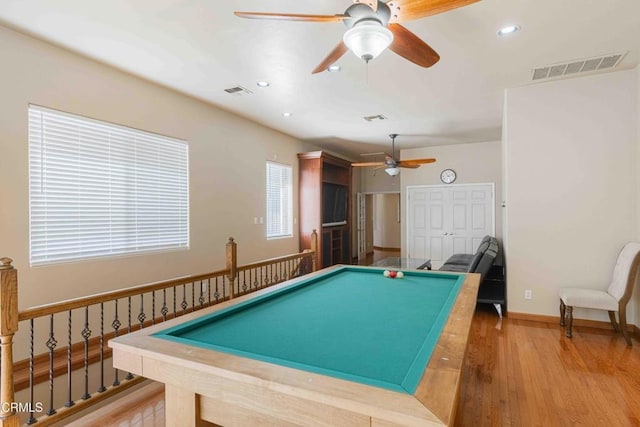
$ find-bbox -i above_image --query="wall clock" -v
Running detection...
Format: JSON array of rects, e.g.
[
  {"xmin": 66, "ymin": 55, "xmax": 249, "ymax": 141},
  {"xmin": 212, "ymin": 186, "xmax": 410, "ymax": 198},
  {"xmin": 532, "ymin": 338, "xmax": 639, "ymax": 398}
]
[{"xmin": 440, "ymin": 169, "xmax": 456, "ymax": 184}]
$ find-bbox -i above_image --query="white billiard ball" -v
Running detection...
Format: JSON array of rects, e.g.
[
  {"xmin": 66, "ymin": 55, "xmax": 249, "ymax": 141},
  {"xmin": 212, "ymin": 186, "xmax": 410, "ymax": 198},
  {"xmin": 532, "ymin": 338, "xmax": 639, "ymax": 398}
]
[
  {"xmin": 396, "ymin": 271, "xmax": 404, "ymax": 279},
  {"xmin": 383, "ymin": 270, "xmax": 390, "ymax": 277}
]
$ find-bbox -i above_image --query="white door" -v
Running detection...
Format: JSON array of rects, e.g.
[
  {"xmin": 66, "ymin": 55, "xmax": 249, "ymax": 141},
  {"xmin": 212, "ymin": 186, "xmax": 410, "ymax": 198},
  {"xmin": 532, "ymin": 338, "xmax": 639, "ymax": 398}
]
[
  {"xmin": 357, "ymin": 192, "xmax": 367, "ymax": 261},
  {"xmin": 407, "ymin": 184, "xmax": 494, "ymax": 266}
]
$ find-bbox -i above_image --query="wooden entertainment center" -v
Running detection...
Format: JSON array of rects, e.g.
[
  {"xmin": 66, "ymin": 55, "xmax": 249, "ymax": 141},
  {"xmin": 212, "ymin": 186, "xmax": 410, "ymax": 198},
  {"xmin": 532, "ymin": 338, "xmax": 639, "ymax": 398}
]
[{"xmin": 298, "ymin": 151, "xmax": 352, "ymax": 268}]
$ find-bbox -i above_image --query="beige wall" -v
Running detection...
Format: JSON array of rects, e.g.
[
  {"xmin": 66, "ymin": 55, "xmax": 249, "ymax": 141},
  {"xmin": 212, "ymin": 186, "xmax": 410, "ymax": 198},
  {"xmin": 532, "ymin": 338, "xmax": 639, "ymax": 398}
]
[
  {"xmin": 399, "ymin": 140, "xmax": 502, "ymax": 257},
  {"xmin": 0, "ymin": 25, "xmax": 317, "ymax": 308},
  {"xmin": 373, "ymin": 193, "xmax": 401, "ymax": 249},
  {"xmin": 360, "ymin": 167, "xmax": 401, "ymax": 193},
  {"xmin": 504, "ymin": 69, "xmax": 637, "ymax": 320}
]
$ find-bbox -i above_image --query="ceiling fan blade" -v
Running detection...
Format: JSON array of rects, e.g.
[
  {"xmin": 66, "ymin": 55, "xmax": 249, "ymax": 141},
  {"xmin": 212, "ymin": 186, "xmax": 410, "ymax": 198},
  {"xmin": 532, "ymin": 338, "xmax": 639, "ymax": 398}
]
[
  {"xmin": 352, "ymin": 162, "xmax": 387, "ymax": 167},
  {"xmin": 398, "ymin": 158, "xmax": 437, "ymax": 167},
  {"xmin": 353, "ymin": 0, "xmax": 378, "ymax": 12},
  {"xmin": 312, "ymin": 41, "xmax": 349, "ymax": 74},
  {"xmin": 234, "ymin": 11, "xmax": 348, "ymax": 22},
  {"xmin": 386, "ymin": 0, "xmax": 480, "ymax": 23},
  {"xmin": 361, "ymin": 152, "xmax": 392, "ymax": 157},
  {"xmin": 388, "ymin": 24, "xmax": 440, "ymax": 68}
]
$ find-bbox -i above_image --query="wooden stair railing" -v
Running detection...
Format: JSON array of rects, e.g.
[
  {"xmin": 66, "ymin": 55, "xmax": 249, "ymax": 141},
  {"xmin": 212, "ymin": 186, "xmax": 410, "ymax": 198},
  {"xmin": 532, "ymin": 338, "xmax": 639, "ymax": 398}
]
[{"xmin": 0, "ymin": 231, "xmax": 317, "ymax": 426}]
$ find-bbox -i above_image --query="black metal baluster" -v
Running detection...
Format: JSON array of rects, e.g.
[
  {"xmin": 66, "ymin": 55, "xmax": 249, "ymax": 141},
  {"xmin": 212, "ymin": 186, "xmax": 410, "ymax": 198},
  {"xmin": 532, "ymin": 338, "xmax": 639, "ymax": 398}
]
[
  {"xmin": 112, "ymin": 300, "xmax": 121, "ymax": 386},
  {"xmin": 138, "ymin": 294, "xmax": 146, "ymax": 330},
  {"xmin": 207, "ymin": 279, "xmax": 211, "ymax": 306},
  {"xmin": 26, "ymin": 319, "xmax": 36, "ymax": 425},
  {"xmin": 81, "ymin": 306, "xmax": 92, "ymax": 399},
  {"xmin": 253, "ymin": 268, "xmax": 258, "ymax": 290},
  {"xmin": 173, "ymin": 286, "xmax": 177, "ymax": 316},
  {"xmin": 98, "ymin": 302, "xmax": 106, "ymax": 393},
  {"xmin": 199, "ymin": 280, "xmax": 205, "ymax": 308},
  {"xmin": 222, "ymin": 276, "xmax": 227, "ymax": 300},
  {"xmin": 181, "ymin": 284, "xmax": 187, "ymax": 315},
  {"xmin": 125, "ymin": 297, "xmax": 133, "ymax": 380},
  {"xmin": 161, "ymin": 289, "xmax": 168, "ymax": 321},
  {"xmin": 65, "ymin": 310, "xmax": 74, "ymax": 407},
  {"xmin": 152, "ymin": 291, "xmax": 156, "ymax": 325},
  {"xmin": 191, "ymin": 282, "xmax": 195, "ymax": 310},
  {"xmin": 214, "ymin": 277, "xmax": 220, "ymax": 303},
  {"xmin": 46, "ymin": 314, "xmax": 57, "ymax": 416},
  {"xmin": 242, "ymin": 271, "xmax": 247, "ymax": 294}
]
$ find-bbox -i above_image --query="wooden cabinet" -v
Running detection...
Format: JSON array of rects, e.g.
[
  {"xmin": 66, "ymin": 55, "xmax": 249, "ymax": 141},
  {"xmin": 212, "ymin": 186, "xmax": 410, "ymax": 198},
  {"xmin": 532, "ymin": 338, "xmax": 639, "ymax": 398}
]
[{"xmin": 298, "ymin": 151, "xmax": 352, "ymax": 268}]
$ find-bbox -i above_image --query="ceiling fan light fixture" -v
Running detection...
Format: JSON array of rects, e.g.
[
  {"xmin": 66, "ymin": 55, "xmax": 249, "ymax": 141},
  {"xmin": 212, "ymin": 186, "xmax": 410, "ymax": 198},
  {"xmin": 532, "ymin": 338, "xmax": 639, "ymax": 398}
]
[
  {"xmin": 343, "ymin": 21, "xmax": 394, "ymax": 62},
  {"xmin": 385, "ymin": 167, "xmax": 400, "ymax": 176}
]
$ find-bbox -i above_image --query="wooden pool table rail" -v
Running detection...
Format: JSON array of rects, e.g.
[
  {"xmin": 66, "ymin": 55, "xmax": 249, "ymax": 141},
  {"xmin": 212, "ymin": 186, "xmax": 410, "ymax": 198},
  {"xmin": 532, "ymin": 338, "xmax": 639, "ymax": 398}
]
[{"xmin": 110, "ymin": 266, "xmax": 480, "ymax": 426}]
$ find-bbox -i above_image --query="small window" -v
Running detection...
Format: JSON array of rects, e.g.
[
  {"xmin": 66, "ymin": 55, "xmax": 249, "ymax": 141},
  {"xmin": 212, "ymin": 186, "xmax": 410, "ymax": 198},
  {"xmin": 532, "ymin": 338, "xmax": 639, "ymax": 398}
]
[
  {"xmin": 28, "ymin": 105, "xmax": 189, "ymax": 266},
  {"xmin": 266, "ymin": 162, "xmax": 293, "ymax": 239}
]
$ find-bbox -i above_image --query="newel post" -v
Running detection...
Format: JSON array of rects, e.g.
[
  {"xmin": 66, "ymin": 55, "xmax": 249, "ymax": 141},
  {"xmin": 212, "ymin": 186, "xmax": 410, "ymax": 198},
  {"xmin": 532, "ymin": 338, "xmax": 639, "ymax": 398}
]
[
  {"xmin": 226, "ymin": 238, "xmax": 237, "ymax": 299},
  {"xmin": 310, "ymin": 229, "xmax": 318, "ymax": 271},
  {"xmin": 0, "ymin": 257, "xmax": 19, "ymax": 427}
]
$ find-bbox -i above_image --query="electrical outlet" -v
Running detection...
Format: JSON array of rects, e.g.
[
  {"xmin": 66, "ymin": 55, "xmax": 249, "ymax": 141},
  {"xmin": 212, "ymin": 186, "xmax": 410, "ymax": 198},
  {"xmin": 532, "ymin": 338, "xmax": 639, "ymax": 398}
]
[{"xmin": 524, "ymin": 289, "xmax": 532, "ymax": 300}]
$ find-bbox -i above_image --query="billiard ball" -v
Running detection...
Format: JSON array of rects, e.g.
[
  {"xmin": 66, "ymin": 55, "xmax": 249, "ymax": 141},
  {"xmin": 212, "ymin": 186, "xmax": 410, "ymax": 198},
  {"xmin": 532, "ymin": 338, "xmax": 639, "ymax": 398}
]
[
  {"xmin": 396, "ymin": 271, "xmax": 404, "ymax": 279},
  {"xmin": 383, "ymin": 270, "xmax": 390, "ymax": 277},
  {"xmin": 389, "ymin": 271, "xmax": 397, "ymax": 278}
]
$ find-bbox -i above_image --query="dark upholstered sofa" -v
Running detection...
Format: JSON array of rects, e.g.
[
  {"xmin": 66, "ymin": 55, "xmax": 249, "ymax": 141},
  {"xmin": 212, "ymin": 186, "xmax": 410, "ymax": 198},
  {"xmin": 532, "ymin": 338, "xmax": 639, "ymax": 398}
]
[{"xmin": 438, "ymin": 235, "xmax": 499, "ymax": 281}]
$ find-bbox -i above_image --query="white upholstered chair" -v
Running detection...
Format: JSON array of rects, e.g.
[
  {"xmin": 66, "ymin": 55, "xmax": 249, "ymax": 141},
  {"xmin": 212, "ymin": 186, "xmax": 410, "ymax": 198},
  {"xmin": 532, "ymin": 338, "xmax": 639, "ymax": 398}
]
[{"xmin": 559, "ymin": 242, "xmax": 640, "ymax": 346}]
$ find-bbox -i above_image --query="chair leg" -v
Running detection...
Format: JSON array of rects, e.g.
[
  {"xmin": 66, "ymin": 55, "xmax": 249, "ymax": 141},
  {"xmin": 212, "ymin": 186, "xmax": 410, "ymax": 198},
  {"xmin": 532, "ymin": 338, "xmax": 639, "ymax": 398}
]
[
  {"xmin": 565, "ymin": 306, "xmax": 573, "ymax": 338},
  {"xmin": 608, "ymin": 311, "xmax": 620, "ymax": 332},
  {"xmin": 618, "ymin": 305, "xmax": 632, "ymax": 346},
  {"xmin": 559, "ymin": 300, "xmax": 566, "ymax": 326}
]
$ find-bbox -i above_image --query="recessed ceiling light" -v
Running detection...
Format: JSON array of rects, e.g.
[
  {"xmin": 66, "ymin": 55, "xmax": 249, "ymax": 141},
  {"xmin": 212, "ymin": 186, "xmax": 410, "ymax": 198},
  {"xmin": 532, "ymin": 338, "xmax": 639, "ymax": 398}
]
[
  {"xmin": 256, "ymin": 81, "xmax": 270, "ymax": 88},
  {"xmin": 282, "ymin": 112, "xmax": 292, "ymax": 117},
  {"xmin": 327, "ymin": 65, "xmax": 341, "ymax": 72},
  {"xmin": 497, "ymin": 25, "xmax": 520, "ymax": 36}
]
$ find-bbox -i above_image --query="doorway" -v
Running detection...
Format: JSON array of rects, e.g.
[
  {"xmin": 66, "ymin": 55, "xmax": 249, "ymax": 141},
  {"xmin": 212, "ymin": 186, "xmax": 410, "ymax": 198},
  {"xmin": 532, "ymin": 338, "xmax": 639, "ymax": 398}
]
[{"xmin": 357, "ymin": 192, "xmax": 401, "ymax": 265}]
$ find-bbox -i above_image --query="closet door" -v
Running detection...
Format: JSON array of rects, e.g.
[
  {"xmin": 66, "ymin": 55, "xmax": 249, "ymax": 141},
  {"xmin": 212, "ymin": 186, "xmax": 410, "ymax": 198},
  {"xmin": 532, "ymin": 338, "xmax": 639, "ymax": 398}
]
[{"xmin": 407, "ymin": 184, "xmax": 494, "ymax": 266}]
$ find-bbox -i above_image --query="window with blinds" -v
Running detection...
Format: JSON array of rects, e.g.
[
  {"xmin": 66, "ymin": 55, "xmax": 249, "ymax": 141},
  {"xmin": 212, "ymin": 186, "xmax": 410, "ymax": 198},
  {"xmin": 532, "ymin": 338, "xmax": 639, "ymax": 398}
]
[
  {"xmin": 28, "ymin": 105, "xmax": 189, "ymax": 266},
  {"xmin": 266, "ymin": 162, "xmax": 293, "ymax": 239}
]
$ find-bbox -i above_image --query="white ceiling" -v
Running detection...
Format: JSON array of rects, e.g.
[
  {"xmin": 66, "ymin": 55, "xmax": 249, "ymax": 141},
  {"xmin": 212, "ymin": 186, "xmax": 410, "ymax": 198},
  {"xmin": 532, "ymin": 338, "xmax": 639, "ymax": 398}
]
[{"xmin": 1, "ymin": 0, "xmax": 639, "ymax": 158}]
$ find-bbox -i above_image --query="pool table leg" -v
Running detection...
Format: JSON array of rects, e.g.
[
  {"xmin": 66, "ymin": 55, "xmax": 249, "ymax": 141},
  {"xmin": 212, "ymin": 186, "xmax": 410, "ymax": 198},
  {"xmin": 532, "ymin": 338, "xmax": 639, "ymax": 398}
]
[{"xmin": 165, "ymin": 383, "xmax": 216, "ymax": 427}]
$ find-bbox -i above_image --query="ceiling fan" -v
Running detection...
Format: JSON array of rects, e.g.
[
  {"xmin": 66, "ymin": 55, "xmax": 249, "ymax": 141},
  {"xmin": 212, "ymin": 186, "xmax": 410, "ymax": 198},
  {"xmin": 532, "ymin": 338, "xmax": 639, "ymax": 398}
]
[
  {"xmin": 234, "ymin": 0, "xmax": 480, "ymax": 73},
  {"xmin": 352, "ymin": 134, "xmax": 436, "ymax": 176}
]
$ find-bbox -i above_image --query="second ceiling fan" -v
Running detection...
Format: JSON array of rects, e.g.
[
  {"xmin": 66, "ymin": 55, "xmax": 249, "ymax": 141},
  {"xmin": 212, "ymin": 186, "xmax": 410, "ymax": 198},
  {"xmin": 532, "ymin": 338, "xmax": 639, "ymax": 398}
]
[
  {"xmin": 235, "ymin": 0, "xmax": 480, "ymax": 73},
  {"xmin": 352, "ymin": 134, "xmax": 436, "ymax": 176}
]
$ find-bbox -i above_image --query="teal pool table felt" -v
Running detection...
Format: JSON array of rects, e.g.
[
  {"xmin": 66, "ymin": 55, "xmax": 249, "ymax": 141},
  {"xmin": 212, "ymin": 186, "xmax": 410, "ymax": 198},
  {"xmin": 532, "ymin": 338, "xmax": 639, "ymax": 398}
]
[{"xmin": 154, "ymin": 266, "xmax": 465, "ymax": 394}]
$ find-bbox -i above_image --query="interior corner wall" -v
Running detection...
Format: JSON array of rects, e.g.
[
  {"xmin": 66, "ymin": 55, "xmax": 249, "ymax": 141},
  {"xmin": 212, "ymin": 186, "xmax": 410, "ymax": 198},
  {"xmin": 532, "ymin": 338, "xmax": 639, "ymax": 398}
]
[
  {"xmin": 399, "ymin": 140, "xmax": 502, "ymax": 257},
  {"xmin": 0, "ymin": 24, "xmax": 317, "ymax": 308},
  {"xmin": 504, "ymin": 69, "xmax": 637, "ymax": 320},
  {"xmin": 635, "ymin": 66, "xmax": 640, "ymax": 328}
]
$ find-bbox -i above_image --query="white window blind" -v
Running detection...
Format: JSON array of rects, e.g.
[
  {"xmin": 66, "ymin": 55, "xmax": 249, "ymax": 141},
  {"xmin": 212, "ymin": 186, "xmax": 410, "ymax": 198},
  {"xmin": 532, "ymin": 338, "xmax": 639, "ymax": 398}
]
[
  {"xmin": 266, "ymin": 162, "xmax": 292, "ymax": 239},
  {"xmin": 28, "ymin": 105, "xmax": 189, "ymax": 266}
]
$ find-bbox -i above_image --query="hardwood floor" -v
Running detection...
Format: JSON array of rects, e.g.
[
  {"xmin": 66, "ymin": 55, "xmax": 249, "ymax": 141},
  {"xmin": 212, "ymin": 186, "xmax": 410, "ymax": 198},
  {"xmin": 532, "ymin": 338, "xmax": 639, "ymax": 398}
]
[
  {"xmin": 457, "ymin": 305, "xmax": 640, "ymax": 426},
  {"xmin": 69, "ymin": 303, "xmax": 640, "ymax": 426}
]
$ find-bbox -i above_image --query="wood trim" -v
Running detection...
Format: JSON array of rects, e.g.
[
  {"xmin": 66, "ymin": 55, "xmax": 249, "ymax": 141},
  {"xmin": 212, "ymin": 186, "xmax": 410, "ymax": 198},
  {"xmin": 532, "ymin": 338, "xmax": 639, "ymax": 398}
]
[
  {"xmin": 508, "ymin": 311, "xmax": 637, "ymax": 332},
  {"xmin": 236, "ymin": 251, "xmax": 314, "ymax": 271},
  {"xmin": 372, "ymin": 246, "xmax": 401, "ymax": 252},
  {"xmin": 18, "ymin": 269, "xmax": 230, "ymax": 321}
]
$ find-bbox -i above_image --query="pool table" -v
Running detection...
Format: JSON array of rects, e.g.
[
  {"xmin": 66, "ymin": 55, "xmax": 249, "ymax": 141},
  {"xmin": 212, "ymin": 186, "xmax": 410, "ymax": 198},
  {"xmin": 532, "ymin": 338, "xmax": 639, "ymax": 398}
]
[{"xmin": 110, "ymin": 265, "xmax": 479, "ymax": 426}]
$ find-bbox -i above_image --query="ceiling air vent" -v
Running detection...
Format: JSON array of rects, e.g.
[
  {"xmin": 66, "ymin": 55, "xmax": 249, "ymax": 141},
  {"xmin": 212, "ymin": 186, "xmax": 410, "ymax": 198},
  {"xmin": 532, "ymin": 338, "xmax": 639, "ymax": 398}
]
[
  {"xmin": 531, "ymin": 53, "xmax": 626, "ymax": 81},
  {"xmin": 363, "ymin": 114, "xmax": 387, "ymax": 122},
  {"xmin": 224, "ymin": 86, "xmax": 253, "ymax": 96}
]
